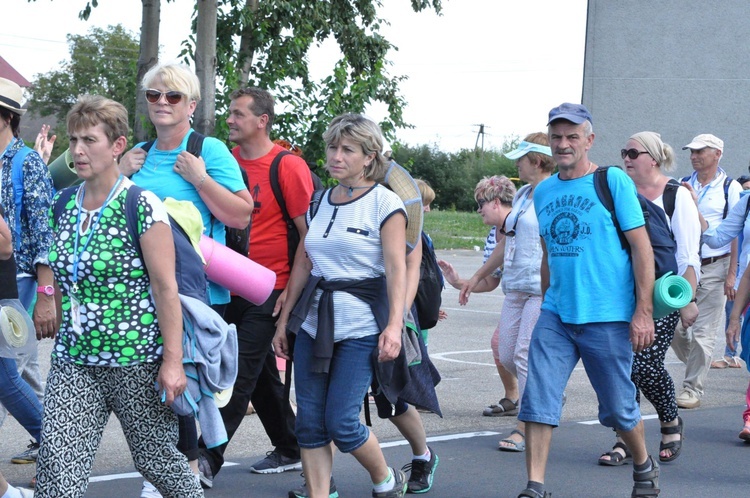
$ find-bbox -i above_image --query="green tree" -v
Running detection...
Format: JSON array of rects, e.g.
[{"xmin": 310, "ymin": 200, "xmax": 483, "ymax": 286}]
[
  {"xmin": 190, "ymin": 0, "xmax": 442, "ymax": 164},
  {"xmin": 27, "ymin": 24, "xmax": 140, "ymax": 155}
]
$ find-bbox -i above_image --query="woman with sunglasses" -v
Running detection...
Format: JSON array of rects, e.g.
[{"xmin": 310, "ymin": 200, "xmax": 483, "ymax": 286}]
[
  {"xmin": 119, "ymin": 62, "xmax": 252, "ymax": 496},
  {"xmin": 35, "ymin": 95, "xmax": 201, "ymax": 497},
  {"xmin": 447, "ymin": 134, "xmax": 554, "ymax": 453},
  {"xmin": 597, "ymin": 132, "xmax": 700, "ymax": 466},
  {"xmin": 437, "ymin": 176, "xmax": 517, "ymax": 413}
]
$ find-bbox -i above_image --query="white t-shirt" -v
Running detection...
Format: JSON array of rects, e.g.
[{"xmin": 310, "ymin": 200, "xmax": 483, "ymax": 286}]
[
  {"xmin": 684, "ymin": 168, "xmax": 742, "ymax": 257},
  {"xmin": 301, "ymin": 185, "xmax": 406, "ymax": 341}
]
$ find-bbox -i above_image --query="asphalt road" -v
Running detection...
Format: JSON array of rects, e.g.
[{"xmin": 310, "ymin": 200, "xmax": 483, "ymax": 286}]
[{"xmin": 1, "ymin": 248, "xmax": 748, "ymax": 497}]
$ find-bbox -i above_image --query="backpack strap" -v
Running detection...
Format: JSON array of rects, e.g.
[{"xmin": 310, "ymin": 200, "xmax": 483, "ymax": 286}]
[
  {"xmin": 52, "ymin": 186, "xmax": 80, "ymax": 230},
  {"xmin": 269, "ymin": 150, "xmax": 293, "ymax": 223},
  {"xmin": 593, "ymin": 166, "xmax": 628, "ymax": 250},
  {"xmin": 10, "ymin": 145, "xmax": 33, "ymax": 252},
  {"xmin": 744, "ymin": 194, "xmax": 750, "ymax": 221},
  {"xmin": 139, "ymin": 131, "xmax": 204, "ymax": 156},
  {"xmin": 723, "ymin": 176, "xmax": 732, "ymax": 219},
  {"xmin": 309, "ymin": 188, "xmax": 325, "ymax": 221},
  {"xmin": 124, "ymin": 184, "xmax": 146, "ymax": 262},
  {"xmin": 662, "ymin": 179, "xmax": 680, "ymax": 221}
]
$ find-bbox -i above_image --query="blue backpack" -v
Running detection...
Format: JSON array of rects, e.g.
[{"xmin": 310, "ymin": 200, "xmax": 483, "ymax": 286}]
[
  {"xmin": 52, "ymin": 184, "xmax": 208, "ymax": 303},
  {"xmin": 593, "ymin": 166, "xmax": 678, "ymax": 279},
  {"xmin": 9, "ymin": 145, "xmax": 33, "ymax": 252}
]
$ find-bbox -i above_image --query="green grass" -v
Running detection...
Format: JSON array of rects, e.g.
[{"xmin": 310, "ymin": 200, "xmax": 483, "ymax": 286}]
[{"xmin": 423, "ymin": 210, "xmax": 489, "ymax": 250}]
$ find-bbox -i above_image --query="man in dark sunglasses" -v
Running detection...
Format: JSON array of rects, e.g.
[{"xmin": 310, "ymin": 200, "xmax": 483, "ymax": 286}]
[
  {"xmin": 674, "ymin": 134, "xmax": 741, "ymax": 410},
  {"xmin": 516, "ymin": 103, "xmax": 660, "ymax": 498}
]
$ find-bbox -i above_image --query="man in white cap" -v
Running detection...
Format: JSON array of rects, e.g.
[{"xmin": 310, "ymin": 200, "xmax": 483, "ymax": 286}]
[{"xmin": 675, "ymin": 134, "xmax": 741, "ymax": 408}]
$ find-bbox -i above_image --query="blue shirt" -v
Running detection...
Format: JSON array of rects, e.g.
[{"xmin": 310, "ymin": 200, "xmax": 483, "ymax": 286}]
[
  {"xmin": 133, "ymin": 130, "xmax": 245, "ymax": 305},
  {"xmin": 534, "ymin": 167, "xmax": 644, "ymax": 324}
]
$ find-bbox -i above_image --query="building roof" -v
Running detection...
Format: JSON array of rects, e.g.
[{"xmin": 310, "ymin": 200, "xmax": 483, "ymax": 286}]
[{"xmin": 0, "ymin": 55, "xmax": 31, "ymax": 87}]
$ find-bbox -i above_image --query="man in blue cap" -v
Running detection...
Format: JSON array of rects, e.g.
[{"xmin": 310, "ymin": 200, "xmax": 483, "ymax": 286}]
[{"xmin": 516, "ymin": 103, "xmax": 661, "ymax": 498}]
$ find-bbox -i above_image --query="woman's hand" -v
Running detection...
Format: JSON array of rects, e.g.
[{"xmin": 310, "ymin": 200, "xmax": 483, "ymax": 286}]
[
  {"xmin": 119, "ymin": 147, "xmax": 148, "ymax": 176},
  {"xmin": 437, "ymin": 260, "xmax": 462, "ymax": 289},
  {"xmin": 174, "ymin": 151, "xmax": 207, "ymax": 187},
  {"xmin": 34, "ymin": 124, "xmax": 56, "ymax": 164},
  {"xmin": 679, "ymin": 301, "xmax": 699, "ymax": 329},
  {"xmin": 377, "ymin": 323, "xmax": 402, "ymax": 362},
  {"xmin": 157, "ymin": 358, "xmax": 187, "ymax": 406},
  {"xmin": 727, "ymin": 316, "xmax": 741, "ymax": 352},
  {"xmin": 273, "ymin": 323, "xmax": 290, "ymax": 360},
  {"xmin": 459, "ymin": 275, "xmax": 480, "ymax": 305}
]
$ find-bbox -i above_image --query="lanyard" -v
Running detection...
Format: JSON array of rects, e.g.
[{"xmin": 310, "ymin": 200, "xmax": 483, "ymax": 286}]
[
  {"xmin": 692, "ymin": 171, "xmax": 720, "ymax": 206},
  {"xmin": 71, "ymin": 176, "xmax": 124, "ymax": 294},
  {"xmin": 505, "ymin": 187, "xmax": 533, "ymax": 235}
]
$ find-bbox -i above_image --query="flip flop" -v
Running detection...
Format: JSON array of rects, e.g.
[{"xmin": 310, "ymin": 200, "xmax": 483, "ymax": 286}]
[
  {"xmin": 598, "ymin": 441, "xmax": 632, "ymax": 466},
  {"xmin": 499, "ymin": 429, "xmax": 525, "ymax": 452},
  {"xmin": 483, "ymin": 397, "xmax": 518, "ymax": 417}
]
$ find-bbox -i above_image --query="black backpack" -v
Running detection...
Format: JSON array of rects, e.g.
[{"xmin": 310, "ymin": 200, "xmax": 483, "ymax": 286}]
[
  {"xmin": 414, "ymin": 232, "xmax": 443, "ymax": 330},
  {"xmin": 53, "ymin": 184, "xmax": 209, "ymax": 303},
  {"xmin": 593, "ymin": 166, "xmax": 678, "ymax": 279},
  {"xmin": 269, "ymin": 151, "xmax": 325, "ymax": 267}
]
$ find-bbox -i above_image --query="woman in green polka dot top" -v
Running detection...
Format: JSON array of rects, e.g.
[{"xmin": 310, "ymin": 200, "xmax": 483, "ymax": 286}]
[{"xmin": 34, "ymin": 95, "xmax": 203, "ymax": 498}]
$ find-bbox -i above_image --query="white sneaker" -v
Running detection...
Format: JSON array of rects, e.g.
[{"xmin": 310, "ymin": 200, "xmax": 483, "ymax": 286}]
[{"xmin": 140, "ymin": 481, "xmax": 163, "ymax": 498}]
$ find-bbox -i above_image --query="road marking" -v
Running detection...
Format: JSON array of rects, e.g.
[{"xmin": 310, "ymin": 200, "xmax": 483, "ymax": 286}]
[
  {"xmin": 441, "ymin": 306, "xmax": 501, "ymax": 315},
  {"xmin": 89, "ymin": 462, "xmax": 239, "ymax": 483},
  {"xmin": 578, "ymin": 413, "xmax": 659, "ymax": 426},
  {"xmin": 430, "ymin": 349, "xmax": 496, "ymax": 366},
  {"xmin": 381, "ymin": 431, "xmax": 500, "ymax": 448},
  {"xmin": 87, "ymin": 434, "xmax": 499, "ymax": 483}
]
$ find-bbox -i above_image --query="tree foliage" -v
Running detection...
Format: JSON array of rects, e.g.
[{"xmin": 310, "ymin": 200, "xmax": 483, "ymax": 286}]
[
  {"xmin": 27, "ymin": 24, "xmax": 140, "ymax": 154},
  {"xmin": 392, "ymin": 143, "xmax": 523, "ymax": 212},
  {"xmin": 183, "ymin": 0, "xmax": 442, "ymax": 166}
]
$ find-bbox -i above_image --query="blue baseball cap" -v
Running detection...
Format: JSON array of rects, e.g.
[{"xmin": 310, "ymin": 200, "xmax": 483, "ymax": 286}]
[
  {"xmin": 504, "ymin": 141, "xmax": 552, "ymax": 160},
  {"xmin": 547, "ymin": 102, "xmax": 593, "ymax": 126}
]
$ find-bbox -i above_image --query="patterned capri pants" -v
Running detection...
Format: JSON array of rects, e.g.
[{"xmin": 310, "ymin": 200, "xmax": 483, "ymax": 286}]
[
  {"xmin": 35, "ymin": 358, "xmax": 202, "ymax": 498},
  {"xmin": 632, "ymin": 311, "xmax": 680, "ymax": 423}
]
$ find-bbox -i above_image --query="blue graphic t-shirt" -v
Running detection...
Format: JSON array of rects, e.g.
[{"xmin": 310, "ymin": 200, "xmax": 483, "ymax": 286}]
[{"xmin": 534, "ymin": 167, "xmax": 644, "ymax": 324}]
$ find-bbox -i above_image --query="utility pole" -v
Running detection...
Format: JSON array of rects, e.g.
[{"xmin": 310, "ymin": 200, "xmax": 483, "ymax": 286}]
[{"xmin": 473, "ymin": 124, "xmax": 488, "ymax": 156}]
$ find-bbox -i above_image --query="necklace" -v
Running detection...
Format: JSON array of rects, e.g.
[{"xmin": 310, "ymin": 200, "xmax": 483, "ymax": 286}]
[
  {"xmin": 338, "ymin": 182, "xmax": 372, "ymax": 198},
  {"xmin": 585, "ymin": 162, "xmax": 595, "ymax": 175}
]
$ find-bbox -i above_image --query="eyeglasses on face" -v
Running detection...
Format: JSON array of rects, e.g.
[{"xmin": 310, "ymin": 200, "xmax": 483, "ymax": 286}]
[
  {"xmin": 620, "ymin": 148, "xmax": 650, "ymax": 160},
  {"xmin": 145, "ymin": 89, "xmax": 184, "ymax": 105}
]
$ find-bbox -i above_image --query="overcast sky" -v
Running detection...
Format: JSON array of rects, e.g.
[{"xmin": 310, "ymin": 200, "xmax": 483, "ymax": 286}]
[{"xmin": 3, "ymin": 0, "xmax": 587, "ymax": 152}]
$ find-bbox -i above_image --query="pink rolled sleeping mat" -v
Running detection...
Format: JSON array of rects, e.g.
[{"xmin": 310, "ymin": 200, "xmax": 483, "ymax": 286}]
[{"xmin": 199, "ymin": 235, "xmax": 276, "ymax": 305}]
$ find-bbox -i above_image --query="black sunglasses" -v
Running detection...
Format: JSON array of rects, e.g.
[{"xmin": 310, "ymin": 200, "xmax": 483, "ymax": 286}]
[
  {"xmin": 145, "ymin": 89, "xmax": 184, "ymax": 105},
  {"xmin": 620, "ymin": 148, "xmax": 650, "ymax": 160},
  {"xmin": 477, "ymin": 199, "xmax": 490, "ymax": 210}
]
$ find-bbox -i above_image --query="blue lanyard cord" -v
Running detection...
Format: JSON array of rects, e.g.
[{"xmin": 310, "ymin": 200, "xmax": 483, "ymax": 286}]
[
  {"xmin": 692, "ymin": 171, "xmax": 720, "ymax": 206},
  {"xmin": 71, "ymin": 176, "xmax": 124, "ymax": 292}
]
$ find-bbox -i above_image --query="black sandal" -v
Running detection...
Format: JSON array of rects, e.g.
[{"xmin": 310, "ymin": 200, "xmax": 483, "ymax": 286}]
[
  {"xmin": 659, "ymin": 416, "xmax": 684, "ymax": 463},
  {"xmin": 518, "ymin": 489, "xmax": 551, "ymax": 498},
  {"xmin": 598, "ymin": 441, "xmax": 632, "ymax": 466},
  {"xmin": 632, "ymin": 456, "xmax": 660, "ymax": 497}
]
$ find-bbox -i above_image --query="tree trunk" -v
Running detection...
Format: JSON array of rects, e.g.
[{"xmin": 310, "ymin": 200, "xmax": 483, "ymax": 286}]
[
  {"xmin": 238, "ymin": 0, "xmax": 259, "ymax": 84},
  {"xmin": 194, "ymin": 0, "xmax": 218, "ymax": 135},
  {"xmin": 134, "ymin": 0, "xmax": 160, "ymax": 142}
]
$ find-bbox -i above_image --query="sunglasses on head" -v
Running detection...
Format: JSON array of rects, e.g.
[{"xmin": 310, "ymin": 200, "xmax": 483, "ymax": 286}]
[
  {"xmin": 620, "ymin": 148, "xmax": 650, "ymax": 160},
  {"xmin": 145, "ymin": 89, "xmax": 184, "ymax": 105}
]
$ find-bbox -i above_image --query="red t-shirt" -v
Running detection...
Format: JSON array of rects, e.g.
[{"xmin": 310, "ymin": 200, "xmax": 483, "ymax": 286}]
[{"xmin": 233, "ymin": 144, "xmax": 314, "ymax": 289}]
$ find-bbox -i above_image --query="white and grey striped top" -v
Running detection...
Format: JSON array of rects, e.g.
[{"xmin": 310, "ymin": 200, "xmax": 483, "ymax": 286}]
[{"xmin": 301, "ymin": 185, "xmax": 407, "ymax": 342}]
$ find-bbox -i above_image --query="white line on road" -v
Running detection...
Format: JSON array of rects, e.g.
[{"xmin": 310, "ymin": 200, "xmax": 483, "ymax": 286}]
[
  {"xmin": 381, "ymin": 431, "xmax": 501, "ymax": 448},
  {"xmin": 89, "ymin": 462, "xmax": 240, "ymax": 483},
  {"xmin": 441, "ymin": 306, "xmax": 501, "ymax": 315},
  {"xmin": 578, "ymin": 413, "xmax": 659, "ymax": 426}
]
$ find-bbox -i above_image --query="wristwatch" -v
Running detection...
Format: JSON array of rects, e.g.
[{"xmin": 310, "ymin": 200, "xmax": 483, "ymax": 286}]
[{"xmin": 36, "ymin": 285, "xmax": 54, "ymax": 296}]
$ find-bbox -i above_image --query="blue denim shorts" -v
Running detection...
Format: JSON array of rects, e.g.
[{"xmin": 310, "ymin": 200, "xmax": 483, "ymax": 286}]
[
  {"xmin": 519, "ymin": 309, "xmax": 640, "ymax": 431},
  {"xmin": 293, "ymin": 330, "xmax": 378, "ymax": 452}
]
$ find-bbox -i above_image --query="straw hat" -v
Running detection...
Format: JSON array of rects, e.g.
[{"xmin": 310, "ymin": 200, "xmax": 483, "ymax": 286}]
[{"xmin": 0, "ymin": 77, "xmax": 26, "ymax": 115}]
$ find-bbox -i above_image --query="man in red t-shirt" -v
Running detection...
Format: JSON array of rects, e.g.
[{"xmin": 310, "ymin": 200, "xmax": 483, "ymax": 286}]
[{"xmin": 197, "ymin": 88, "xmax": 313, "ymax": 487}]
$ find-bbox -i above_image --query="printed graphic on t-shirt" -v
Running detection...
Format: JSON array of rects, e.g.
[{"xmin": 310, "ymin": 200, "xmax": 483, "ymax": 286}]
[{"xmin": 538, "ymin": 194, "xmax": 597, "ymax": 258}]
